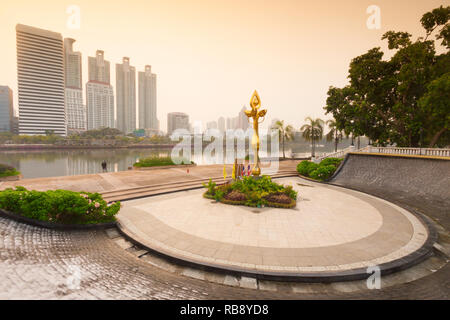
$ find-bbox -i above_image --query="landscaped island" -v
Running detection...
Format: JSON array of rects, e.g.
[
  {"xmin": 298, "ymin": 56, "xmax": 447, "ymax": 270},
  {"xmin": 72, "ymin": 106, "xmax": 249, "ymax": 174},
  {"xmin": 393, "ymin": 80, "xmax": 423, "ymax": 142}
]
[
  {"xmin": 133, "ymin": 157, "xmax": 194, "ymax": 168},
  {"xmin": 297, "ymin": 157, "xmax": 343, "ymax": 181},
  {"xmin": 0, "ymin": 164, "xmax": 20, "ymax": 179},
  {"xmin": 203, "ymin": 176, "xmax": 297, "ymax": 209},
  {"xmin": 0, "ymin": 187, "xmax": 120, "ymax": 225}
]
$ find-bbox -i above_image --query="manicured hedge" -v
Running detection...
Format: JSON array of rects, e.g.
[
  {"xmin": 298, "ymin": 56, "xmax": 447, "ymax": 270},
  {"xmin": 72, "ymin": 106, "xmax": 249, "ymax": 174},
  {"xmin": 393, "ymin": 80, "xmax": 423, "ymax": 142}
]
[
  {"xmin": 296, "ymin": 161, "xmax": 319, "ymax": 176},
  {"xmin": 203, "ymin": 176, "xmax": 297, "ymax": 208},
  {"xmin": 296, "ymin": 157, "xmax": 343, "ymax": 181},
  {"xmin": 133, "ymin": 157, "xmax": 193, "ymax": 167},
  {"xmin": 0, "ymin": 164, "xmax": 20, "ymax": 178},
  {"xmin": 0, "ymin": 187, "xmax": 120, "ymax": 224}
]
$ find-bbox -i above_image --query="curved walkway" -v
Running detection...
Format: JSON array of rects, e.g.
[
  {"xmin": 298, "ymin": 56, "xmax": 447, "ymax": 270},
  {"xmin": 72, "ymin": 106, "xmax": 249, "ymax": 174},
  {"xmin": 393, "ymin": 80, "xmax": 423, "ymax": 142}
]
[
  {"xmin": 0, "ymin": 160, "xmax": 448, "ymax": 299},
  {"xmin": 118, "ymin": 177, "xmax": 431, "ymax": 280},
  {"xmin": 0, "ymin": 216, "xmax": 448, "ymax": 299}
]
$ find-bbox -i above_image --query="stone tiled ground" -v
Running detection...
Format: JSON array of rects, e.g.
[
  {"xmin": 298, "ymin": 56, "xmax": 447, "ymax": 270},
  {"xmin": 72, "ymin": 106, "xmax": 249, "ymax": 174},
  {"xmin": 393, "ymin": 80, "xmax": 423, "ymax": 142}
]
[
  {"xmin": 0, "ymin": 216, "xmax": 448, "ymax": 300},
  {"xmin": 118, "ymin": 178, "xmax": 428, "ymax": 275},
  {"xmin": 0, "ymin": 161, "xmax": 299, "ymax": 194},
  {"xmin": 0, "ymin": 159, "xmax": 448, "ymax": 299}
]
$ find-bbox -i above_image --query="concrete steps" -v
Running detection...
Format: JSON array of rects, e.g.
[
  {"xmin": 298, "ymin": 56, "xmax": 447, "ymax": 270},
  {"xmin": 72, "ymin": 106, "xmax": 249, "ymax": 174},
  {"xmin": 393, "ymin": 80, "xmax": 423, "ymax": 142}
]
[{"xmin": 102, "ymin": 170, "xmax": 298, "ymax": 202}]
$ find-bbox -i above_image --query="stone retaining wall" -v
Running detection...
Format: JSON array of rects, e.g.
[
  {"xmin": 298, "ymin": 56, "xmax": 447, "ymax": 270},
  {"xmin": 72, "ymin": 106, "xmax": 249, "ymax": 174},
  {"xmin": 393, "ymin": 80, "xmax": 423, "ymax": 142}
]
[{"xmin": 329, "ymin": 153, "xmax": 450, "ymax": 229}]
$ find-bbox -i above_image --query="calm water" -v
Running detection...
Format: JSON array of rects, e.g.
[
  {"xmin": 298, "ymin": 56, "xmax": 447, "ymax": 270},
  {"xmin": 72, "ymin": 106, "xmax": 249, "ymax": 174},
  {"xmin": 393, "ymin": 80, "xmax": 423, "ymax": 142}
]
[{"xmin": 0, "ymin": 138, "xmax": 367, "ymax": 179}]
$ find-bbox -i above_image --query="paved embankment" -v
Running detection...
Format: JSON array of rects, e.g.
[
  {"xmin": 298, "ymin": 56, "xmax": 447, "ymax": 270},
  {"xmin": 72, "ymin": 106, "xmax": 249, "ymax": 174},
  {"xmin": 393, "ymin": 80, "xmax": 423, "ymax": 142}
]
[
  {"xmin": 329, "ymin": 153, "xmax": 450, "ymax": 230},
  {"xmin": 0, "ymin": 160, "xmax": 299, "ymax": 201}
]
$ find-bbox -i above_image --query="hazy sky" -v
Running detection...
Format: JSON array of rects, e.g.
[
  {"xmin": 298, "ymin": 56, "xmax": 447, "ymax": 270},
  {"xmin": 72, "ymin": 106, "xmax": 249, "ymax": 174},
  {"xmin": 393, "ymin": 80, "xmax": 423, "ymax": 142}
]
[{"xmin": 0, "ymin": 0, "xmax": 447, "ymax": 131}]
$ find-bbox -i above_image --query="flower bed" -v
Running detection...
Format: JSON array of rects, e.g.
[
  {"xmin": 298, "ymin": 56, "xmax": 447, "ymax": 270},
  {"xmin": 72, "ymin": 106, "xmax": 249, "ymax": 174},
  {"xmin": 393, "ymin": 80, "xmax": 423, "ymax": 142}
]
[
  {"xmin": 0, "ymin": 187, "xmax": 120, "ymax": 225},
  {"xmin": 203, "ymin": 176, "xmax": 297, "ymax": 209},
  {"xmin": 296, "ymin": 157, "xmax": 343, "ymax": 181}
]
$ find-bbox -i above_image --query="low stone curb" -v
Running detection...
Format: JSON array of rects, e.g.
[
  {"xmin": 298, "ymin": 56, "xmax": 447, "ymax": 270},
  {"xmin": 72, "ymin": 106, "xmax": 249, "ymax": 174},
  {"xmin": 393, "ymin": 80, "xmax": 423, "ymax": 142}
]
[
  {"xmin": 0, "ymin": 208, "xmax": 117, "ymax": 230},
  {"xmin": 0, "ymin": 174, "xmax": 22, "ymax": 182}
]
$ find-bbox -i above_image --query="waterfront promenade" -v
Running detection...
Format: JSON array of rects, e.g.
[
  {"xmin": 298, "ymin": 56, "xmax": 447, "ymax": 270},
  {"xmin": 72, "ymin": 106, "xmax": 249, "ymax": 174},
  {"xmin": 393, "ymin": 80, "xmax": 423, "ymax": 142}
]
[
  {"xmin": 0, "ymin": 156, "xmax": 448, "ymax": 299},
  {"xmin": 0, "ymin": 160, "xmax": 296, "ymax": 193}
]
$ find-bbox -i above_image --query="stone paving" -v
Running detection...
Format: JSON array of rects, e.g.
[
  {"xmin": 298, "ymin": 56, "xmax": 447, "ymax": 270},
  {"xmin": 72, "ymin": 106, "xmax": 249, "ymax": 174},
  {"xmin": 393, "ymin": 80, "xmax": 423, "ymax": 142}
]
[
  {"xmin": 0, "ymin": 216, "xmax": 448, "ymax": 299},
  {"xmin": 0, "ymin": 160, "xmax": 448, "ymax": 299},
  {"xmin": 0, "ymin": 160, "xmax": 299, "ymax": 194},
  {"xmin": 118, "ymin": 177, "xmax": 429, "ymax": 276}
]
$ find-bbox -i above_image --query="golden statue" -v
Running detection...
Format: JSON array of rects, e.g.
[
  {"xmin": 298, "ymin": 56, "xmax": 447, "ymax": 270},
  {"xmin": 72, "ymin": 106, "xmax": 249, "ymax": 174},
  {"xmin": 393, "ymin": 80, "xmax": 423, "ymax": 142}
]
[{"xmin": 245, "ymin": 90, "xmax": 266, "ymax": 176}]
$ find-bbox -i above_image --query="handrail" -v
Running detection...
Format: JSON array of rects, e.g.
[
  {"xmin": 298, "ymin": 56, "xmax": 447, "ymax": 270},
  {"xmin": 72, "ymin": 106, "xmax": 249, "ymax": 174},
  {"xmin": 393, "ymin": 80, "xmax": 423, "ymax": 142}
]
[
  {"xmin": 315, "ymin": 145, "xmax": 450, "ymax": 161},
  {"xmin": 358, "ymin": 146, "xmax": 450, "ymax": 157}
]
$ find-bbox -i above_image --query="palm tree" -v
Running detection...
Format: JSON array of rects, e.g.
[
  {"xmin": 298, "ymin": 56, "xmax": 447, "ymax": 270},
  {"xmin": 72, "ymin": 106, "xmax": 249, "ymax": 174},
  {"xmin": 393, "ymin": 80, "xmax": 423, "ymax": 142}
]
[
  {"xmin": 272, "ymin": 120, "xmax": 295, "ymax": 159},
  {"xmin": 326, "ymin": 119, "xmax": 345, "ymax": 152},
  {"xmin": 301, "ymin": 117, "xmax": 325, "ymax": 158}
]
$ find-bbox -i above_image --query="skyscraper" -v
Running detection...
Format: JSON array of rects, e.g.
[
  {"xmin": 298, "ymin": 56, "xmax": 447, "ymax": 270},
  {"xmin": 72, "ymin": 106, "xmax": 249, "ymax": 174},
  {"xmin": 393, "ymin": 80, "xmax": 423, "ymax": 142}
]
[
  {"xmin": 167, "ymin": 112, "xmax": 189, "ymax": 135},
  {"xmin": 138, "ymin": 65, "xmax": 158, "ymax": 131},
  {"xmin": 206, "ymin": 121, "xmax": 218, "ymax": 130},
  {"xmin": 0, "ymin": 86, "xmax": 13, "ymax": 133},
  {"xmin": 218, "ymin": 117, "xmax": 225, "ymax": 133},
  {"xmin": 64, "ymin": 38, "xmax": 86, "ymax": 134},
  {"xmin": 116, "ymin": 57, "xmax": 136, "ymax": 134},
  {"xmin": 86, "ymin": 50, "xmax": 114, "ymax": 130},
  {"xmin": 16, "ymin": 24, "xmax": 66, "ymax": 135},
  {"xmin": 238, "ymin": 106, "xmax": 250, "ymax": 131}
]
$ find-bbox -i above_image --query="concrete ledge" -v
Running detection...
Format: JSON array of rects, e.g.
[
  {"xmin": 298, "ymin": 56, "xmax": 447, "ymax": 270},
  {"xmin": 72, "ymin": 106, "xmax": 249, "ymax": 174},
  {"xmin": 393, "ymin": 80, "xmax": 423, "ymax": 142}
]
[
  {"xmin": 0, "ymin": 174, "xmax": 21, "ymax": 182},
  {"xmin": 0, "ymin": 208, "xmax": 117, "ymax": 230}
]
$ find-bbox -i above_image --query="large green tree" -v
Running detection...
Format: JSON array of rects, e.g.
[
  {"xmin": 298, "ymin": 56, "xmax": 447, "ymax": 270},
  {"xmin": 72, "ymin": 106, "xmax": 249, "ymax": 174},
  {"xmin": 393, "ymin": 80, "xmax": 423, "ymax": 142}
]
[{"xmin": 324, "ymin": 6, "xmax": 450, "ymax": 147}]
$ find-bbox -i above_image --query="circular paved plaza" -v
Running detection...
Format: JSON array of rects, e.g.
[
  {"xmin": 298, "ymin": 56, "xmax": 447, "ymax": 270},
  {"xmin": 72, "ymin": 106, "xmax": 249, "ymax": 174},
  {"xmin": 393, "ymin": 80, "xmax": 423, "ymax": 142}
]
[{"xmin": 118, "ymin": 177, "xmax": 430, "ymax": 279}]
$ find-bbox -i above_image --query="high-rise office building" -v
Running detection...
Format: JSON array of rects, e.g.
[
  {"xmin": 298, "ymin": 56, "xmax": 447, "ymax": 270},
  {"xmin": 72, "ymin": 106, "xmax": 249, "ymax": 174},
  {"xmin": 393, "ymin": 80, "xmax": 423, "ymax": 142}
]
[
  {"xmin": 206, "ymin": 121, "xmax": 218, "ymax": 130},
  {"xmin": 138, "ymin": 65, "xmax": 158, "ymax": 131},
  {"xmin": 116, "ymin": 57, "xmax": 136, "ymax": 134},
  {"xmin": 0, "ymin": 86, "xmax": 13, "ymax": 132},
  {"xmin": 238, "ymin": 106, "xmax": 250, "ymax": 131},
  {"xmin": 64, "ymin": 38, "xmax": 86, "ymax": 134},
  {"xmin": 16, "ymin": 24, "xmax": 66, "ymax": 135},
  {"xmin": 86, "ymin": 50, "xmax": 115, "ymax": 130},
  {"xmin": 218, "ymin": 117, "xmax": 225, "ymax": 133},
  {"xmin": 167, "ymin": 112, "xmax": 189, "ymax": 135}
]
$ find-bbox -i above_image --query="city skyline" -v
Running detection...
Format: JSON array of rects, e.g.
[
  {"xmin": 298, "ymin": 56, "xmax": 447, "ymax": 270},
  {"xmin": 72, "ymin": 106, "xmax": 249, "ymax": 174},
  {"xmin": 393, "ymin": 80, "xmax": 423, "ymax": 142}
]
[{"xmin": 0, "ymin": 0, "xmax": 445, "ymax": 133}]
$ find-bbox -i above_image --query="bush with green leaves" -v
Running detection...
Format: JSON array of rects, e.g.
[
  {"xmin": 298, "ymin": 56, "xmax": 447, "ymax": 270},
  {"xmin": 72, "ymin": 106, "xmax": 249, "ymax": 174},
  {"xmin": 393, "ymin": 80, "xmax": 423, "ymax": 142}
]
[
  {"xmin": 0, "ymin": 164, "xmax": 20, "ymax": 178},
  {"xmin": 309, "ymin": 165, "xmax": 337, "ymax": 181},
  {"xmin": 296, "ymin": 160, "xmax": 319, "ymax": 177},
  {"xmin": 203, "ymin": 176, "xmax": 297, "ymax": 208},
  {"xmin": 134, "ymin": 157, "xmax": 193, "ymax": 167},
  {"xmin": 297, "ymin": 157, "xmax": 342, "ymax": 181},
  {"xmin": 0, "ymin": 187, "xmax": 120, "ymax": 224},
  {"xmin": 319, "ymin": 157, "xmax": 343, "ymax": 168}
]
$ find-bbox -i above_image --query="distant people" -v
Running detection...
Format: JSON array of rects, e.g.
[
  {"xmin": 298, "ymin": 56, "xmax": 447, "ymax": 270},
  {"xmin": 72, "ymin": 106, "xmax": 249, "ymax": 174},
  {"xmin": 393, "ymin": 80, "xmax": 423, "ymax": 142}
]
[{"xmin": 101, "ymin": 160, "xmax": 107, "ymax": 172}]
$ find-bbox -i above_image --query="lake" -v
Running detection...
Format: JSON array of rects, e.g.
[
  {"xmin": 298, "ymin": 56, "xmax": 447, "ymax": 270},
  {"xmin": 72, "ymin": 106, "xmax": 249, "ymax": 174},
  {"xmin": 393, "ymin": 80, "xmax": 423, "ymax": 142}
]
[{"xmin": 0, "ymin": 139, "xmax": 366, "ymax": 179}]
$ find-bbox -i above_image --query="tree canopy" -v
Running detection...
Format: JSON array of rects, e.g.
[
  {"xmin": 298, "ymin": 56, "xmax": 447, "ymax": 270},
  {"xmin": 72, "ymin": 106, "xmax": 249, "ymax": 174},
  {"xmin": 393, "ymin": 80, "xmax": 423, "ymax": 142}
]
[{"xmin": 324, "ymin": 6, "xmax": 450, "ymax": 147}]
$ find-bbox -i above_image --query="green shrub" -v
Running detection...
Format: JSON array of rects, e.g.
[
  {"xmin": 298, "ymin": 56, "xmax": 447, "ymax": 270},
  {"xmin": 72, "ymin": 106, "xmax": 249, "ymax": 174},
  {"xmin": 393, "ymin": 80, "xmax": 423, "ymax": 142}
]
[
  {"xmin": 134, "ymin": 157, "xmax": 193, "ymax": 167},
  {"xmin": 0, "ymin": 187, "xmax": 120, "ymax": 224},
  {"xmin": 0, "ymin": 164, "xmax": 20, "ymax": 178},
  {"xmin": 296, "ymin": 161, "xmax": 318, "ymax": 177},
  {"xmin": 309, "ymin": 165, "xmax": 337, "ymax": 181},
  {"xmin": 319, "ymin": 157, "xmax": 343, "ymax": 168},
  {"xmin": 202, "ymin": 179, "xmax": 217, "ymax": 196}
]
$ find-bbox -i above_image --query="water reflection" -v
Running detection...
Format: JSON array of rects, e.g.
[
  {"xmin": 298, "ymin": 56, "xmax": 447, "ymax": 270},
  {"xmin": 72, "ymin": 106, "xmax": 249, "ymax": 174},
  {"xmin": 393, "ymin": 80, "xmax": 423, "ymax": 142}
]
[{"xmin": 0, "ymin": 138, "xmax": 367, "ymax": 179}]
